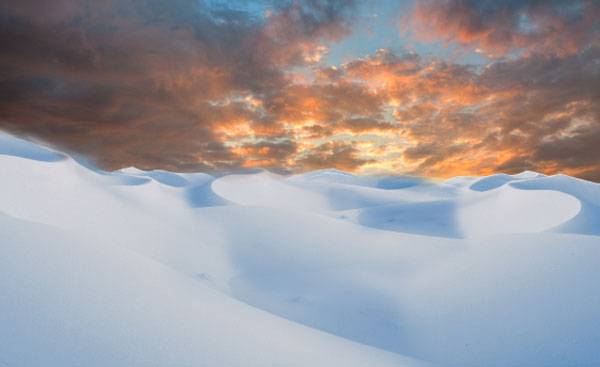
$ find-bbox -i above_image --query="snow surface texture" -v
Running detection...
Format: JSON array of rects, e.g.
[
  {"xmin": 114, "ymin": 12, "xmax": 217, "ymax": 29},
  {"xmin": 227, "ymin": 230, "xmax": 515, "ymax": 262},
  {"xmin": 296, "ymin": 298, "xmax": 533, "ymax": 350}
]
[{"xmin": 1, "ymin": 131, "xmax": 599, "ymax": 367}]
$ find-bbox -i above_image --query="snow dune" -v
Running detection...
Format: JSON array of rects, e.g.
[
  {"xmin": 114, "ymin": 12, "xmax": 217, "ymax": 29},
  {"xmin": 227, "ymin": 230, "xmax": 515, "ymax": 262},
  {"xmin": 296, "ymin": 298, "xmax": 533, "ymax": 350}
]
[
  {"xmin": 1, "ymin": 131, "xmax": 599, "ymax": 367},
  {"xmin": 459, "ymin": 184, "xmax": 581, "ymax": 237}
]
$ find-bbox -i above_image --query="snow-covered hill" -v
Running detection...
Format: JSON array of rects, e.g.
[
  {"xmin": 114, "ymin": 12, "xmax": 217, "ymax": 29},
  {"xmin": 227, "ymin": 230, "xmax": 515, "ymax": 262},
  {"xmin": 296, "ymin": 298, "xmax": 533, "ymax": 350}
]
[{"xmin": 1, "ymin": 131, "xmax": 599, "ymax": 367}]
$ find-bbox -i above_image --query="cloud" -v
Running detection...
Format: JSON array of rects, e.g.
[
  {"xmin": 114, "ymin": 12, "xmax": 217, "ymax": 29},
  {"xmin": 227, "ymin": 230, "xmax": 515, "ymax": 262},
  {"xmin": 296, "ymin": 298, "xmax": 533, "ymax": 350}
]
[
  {"xmin": 295, "ymin": 141, "xmax": 374, "ymax": 171},
  {"xmin": 397, "ymin": 47, "xmax": 600, "ymax": 178},
  {"xmin": 407, "ymin": 0, "xmax": 600, "ymax": 57},
  {"xmin": 231, "ymin": 138, "xmax": 298, "ymax": 169},
  {"xmin": 0, "ymin": 0, "xmax": 357, "ymax": 170},
  {"xmin": 299, "ymin": 45, "xmax": 600, "ymax": 179},
  {"xmin": 0, "ymin": 0, "xmax": 598, "ymax": 181}
]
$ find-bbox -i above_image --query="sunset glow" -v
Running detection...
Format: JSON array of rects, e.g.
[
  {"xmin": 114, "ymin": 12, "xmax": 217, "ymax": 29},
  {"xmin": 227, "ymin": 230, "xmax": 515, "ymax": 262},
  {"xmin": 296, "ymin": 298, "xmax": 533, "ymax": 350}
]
[{"xmin": 1, "ymin": 0, "xmax": 598, "ymax": 179}]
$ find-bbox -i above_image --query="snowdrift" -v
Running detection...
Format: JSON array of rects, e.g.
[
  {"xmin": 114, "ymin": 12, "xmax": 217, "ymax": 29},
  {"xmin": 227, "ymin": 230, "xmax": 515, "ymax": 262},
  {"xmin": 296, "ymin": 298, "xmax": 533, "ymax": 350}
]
[{"xmin": 1, "ymin": 131, "xmax": 599, "ymax": 367}]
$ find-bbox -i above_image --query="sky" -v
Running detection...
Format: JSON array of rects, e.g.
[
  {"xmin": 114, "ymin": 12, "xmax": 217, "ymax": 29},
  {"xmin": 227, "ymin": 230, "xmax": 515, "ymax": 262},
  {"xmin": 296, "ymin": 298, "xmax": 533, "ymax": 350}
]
[{"xmin": 1, "ymin": 0, "xmax": 599, "ymax": 180}]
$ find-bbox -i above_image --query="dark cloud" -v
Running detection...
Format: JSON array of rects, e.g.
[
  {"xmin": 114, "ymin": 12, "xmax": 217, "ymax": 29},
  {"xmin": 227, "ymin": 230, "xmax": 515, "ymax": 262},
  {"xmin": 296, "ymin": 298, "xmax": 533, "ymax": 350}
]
[
  {"xmin": 535, "ymin": 124, "xmax": 600, "ymax": 169},
  {"xmin": 339, "ymin": 117, "xmax": 395, "ymax": 132},
  {"xmin": 408, "ymin": 0, "xmax": 600, "ymax": 57},
  {"xmin": 0, "ymin": 0, "xmax": 357, "ymax": 170},
  {"xmin": 295, "ymin": 141, "xmax": 374, "ymax": 171}
]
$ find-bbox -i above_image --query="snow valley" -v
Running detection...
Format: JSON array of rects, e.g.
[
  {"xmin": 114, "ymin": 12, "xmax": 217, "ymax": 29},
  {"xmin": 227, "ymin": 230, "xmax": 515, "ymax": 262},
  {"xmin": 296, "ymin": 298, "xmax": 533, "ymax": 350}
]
[{"xmin": 1, "ymin": 131, "xmax": 599, "ymax": 367}]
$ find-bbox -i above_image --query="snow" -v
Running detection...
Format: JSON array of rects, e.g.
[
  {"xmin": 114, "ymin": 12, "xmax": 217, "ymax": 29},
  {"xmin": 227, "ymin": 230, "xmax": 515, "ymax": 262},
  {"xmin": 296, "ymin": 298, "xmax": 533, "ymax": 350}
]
[
  {"xmin": 459, "ymin": 184, "xmax": 581, "ymax": 237},
  {"xmin": 1, "ymin": 131, "xmax": 599, "ymax": 367}
]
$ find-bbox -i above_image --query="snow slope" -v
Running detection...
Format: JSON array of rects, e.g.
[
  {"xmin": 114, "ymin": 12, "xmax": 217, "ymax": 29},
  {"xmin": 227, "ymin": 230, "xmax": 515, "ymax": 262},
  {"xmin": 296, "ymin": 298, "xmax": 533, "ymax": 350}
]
[{"xmin": 1, "ymin": 131, "xmax": 599, "ymax": 367}]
